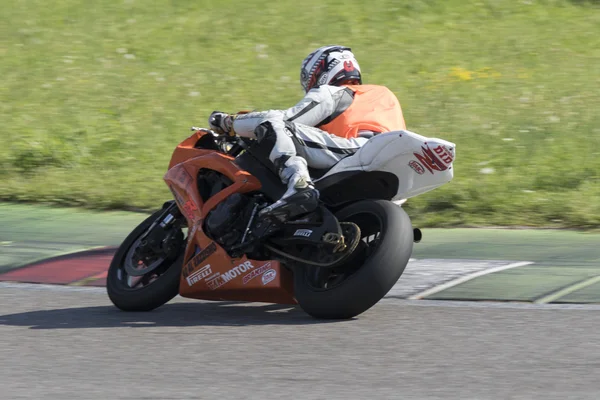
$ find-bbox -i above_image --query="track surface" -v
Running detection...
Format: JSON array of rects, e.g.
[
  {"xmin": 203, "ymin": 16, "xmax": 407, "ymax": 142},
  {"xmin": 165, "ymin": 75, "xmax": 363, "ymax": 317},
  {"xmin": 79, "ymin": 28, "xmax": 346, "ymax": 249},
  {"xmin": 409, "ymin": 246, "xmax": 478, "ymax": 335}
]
[
  {"xmin": 2, "ymin": 284, "xmax": 600, "ymax": 400},
  {"xmin": 3, "ymin": 203, "xmax": 600, "ymax": 302},
  {"xmin": 2, "ymin": 204, "xmax": 600, "ymax": 399}
]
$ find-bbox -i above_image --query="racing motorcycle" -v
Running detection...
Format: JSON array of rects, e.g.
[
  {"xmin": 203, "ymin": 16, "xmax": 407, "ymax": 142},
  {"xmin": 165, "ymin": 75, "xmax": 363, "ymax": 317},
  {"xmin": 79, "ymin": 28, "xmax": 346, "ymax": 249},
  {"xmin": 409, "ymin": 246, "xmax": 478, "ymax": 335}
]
[{"xmin": 106, "ymin": 124, "xmax": 455, "ymax": 319}]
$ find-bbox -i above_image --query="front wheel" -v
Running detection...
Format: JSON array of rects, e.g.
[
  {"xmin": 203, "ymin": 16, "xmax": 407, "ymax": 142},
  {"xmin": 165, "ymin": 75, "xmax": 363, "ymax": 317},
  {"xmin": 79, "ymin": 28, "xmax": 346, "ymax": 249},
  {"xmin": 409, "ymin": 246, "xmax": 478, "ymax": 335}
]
[
  {"xmin": 293, "ymin": 200, "xmax": 413, "ymax": 319},
  {"xmin": 107, "ymin": 208, "xmax": 186, "ymax": 312}
]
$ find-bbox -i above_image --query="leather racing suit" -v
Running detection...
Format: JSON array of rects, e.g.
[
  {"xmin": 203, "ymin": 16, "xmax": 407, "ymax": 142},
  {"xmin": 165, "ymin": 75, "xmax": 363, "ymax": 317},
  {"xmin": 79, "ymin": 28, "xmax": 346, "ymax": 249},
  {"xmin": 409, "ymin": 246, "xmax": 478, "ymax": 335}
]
[{"xmin": 232, "ymin": 84, "xmax": 406, "ymax": 193}]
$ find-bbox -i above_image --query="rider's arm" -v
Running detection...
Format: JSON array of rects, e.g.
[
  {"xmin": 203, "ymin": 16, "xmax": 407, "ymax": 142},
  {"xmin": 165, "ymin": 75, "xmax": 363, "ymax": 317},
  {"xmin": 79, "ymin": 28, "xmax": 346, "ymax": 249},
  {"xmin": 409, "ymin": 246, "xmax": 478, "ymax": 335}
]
[{"xmin": 232, "ymin": 86, "xmax": 351, "ymax": 138}]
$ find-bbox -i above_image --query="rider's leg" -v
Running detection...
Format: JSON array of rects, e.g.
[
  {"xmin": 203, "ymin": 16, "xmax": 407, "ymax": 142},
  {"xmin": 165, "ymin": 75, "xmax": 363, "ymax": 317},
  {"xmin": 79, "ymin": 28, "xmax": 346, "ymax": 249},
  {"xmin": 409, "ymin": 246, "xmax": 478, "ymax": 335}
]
[
  {"xmin": 254, "ymin": 118, "xmax": 367, "ymax": 219},
  {"xmin": 290, "ymin": 123, "xmax": 368, "ymax": 169},
  {"xmin": 254, "ymin": 118, "xmax": 317, "ymax": 219}
]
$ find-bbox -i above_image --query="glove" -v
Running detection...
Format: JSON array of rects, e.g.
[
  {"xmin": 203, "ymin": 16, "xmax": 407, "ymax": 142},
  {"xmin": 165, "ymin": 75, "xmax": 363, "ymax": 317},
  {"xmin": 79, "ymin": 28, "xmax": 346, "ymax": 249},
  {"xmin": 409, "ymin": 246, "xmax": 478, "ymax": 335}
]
[{"xmin": 208, "ymin": 111, "xmax": 235, "ymax": 136}]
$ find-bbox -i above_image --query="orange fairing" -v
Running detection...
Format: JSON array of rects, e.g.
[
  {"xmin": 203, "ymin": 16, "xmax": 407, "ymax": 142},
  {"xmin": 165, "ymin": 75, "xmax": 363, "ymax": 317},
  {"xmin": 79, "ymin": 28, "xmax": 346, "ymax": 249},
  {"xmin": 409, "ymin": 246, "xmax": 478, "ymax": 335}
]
[
  {"xmin": 167, "ymin": 130, "xmax": 214, "ymax": 169},
  {"xmin": 164, "ymin": 130, "xmax": 296, "ymax": 305},
  {"xmin": 178, "ymin": 221, "xmax": 295, "ymax": 305},
  {"xmin": 179, "ymin": 228, "xmax": 296, "ymax": 304}
]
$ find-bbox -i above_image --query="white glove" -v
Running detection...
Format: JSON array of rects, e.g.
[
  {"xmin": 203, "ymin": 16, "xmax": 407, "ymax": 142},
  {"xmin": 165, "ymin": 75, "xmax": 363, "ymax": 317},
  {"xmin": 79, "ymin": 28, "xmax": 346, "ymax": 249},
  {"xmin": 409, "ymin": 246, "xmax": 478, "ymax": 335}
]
[{"xmin": 208, "ymin": 111, "xmax": 235, "ymax": 135}]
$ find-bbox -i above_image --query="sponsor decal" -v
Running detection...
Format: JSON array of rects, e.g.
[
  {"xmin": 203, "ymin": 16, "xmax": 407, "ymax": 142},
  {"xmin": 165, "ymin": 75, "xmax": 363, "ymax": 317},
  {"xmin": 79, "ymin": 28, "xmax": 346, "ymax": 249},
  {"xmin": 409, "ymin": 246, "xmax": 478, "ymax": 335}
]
[
  {"xmin": 183, "ymin": 242, "xmax": 217, "ymax": 277},
  {"xmin": 206, "ymin": 275, "xmax": 223, "ymax": 290},
  {"xmin": 206, "ymin": 260, "xmax": 256, "ymax": 290},
  {"xmin": 343, "ymin": 60, "xmax": 355, "ymax": 72},
  {"xmin": 182, "ymin": 199, "xmax": 198, "ymax": 220},
  {"xmin": 176, "ymin": 168, "xmax": 193, "ymax": 188},
  {"xmin": 408, "ymin": 160, "xmax": 425, "ymax": 175},
  {"xmin": 169, "ymin": 185, "xmax": 185, "ymax": 206},
  {"xmin": 294, "ymin": 229, "xmax": 312, "ymax": 238},
  {"xmin": 242, "ymin": 262, "xmax": 272, "ymax": 285},
  {"xmin": 413, "ymin": 145, "xmax": 450, "ymax": 174},
  {"xmin": 433, "ymin": 145, "xmax": 453, "ymax": 165},
  {"xmin": 262, "ymin": 269, "xmax": 277, "ymax": 285},
  {"xmin": 186, "ymin": 265, "xmax": 212, "ymax": 286}
]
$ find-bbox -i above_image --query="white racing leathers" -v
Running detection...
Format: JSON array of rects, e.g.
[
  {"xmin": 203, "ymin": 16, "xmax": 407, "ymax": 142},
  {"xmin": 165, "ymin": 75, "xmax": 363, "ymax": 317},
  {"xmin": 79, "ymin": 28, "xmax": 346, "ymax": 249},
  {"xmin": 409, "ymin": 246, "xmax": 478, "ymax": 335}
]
[{"xmin": 232, "ymin": 85, "xmax": 368, "ymax": 193}]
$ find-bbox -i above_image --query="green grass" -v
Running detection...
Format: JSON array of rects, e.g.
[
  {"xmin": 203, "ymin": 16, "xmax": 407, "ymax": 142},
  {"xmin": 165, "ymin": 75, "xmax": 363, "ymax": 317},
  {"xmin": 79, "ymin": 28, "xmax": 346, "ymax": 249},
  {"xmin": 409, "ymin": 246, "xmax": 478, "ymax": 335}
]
[{"xmin": 1, "ymin": 0, "xmax": 599, "ymax": 227}]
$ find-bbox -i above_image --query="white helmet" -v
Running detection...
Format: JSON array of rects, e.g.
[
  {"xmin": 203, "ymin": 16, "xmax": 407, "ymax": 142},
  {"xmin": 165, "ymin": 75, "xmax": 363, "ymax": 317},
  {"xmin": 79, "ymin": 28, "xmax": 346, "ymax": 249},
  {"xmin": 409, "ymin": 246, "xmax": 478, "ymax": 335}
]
[{"xmin": 300, "ymin": 45, "xmax": 362, "ymax": 93}]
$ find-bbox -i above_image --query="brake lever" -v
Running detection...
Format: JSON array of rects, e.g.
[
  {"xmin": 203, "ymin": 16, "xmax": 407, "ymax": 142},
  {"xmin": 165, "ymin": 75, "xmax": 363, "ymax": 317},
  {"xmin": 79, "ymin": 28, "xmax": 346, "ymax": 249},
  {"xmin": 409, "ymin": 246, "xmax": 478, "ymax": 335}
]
[{"xmin": 190, "ymin": 127, "xmax": 219, "ymax": 137}]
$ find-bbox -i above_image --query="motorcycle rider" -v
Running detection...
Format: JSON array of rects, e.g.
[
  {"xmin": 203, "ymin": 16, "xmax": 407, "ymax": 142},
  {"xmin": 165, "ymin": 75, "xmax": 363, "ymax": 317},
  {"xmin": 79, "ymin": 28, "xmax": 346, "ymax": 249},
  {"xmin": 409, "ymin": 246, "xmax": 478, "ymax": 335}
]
[{"xmin": 208, "ymin": 45, "xmax": 406, "ymax": 220}]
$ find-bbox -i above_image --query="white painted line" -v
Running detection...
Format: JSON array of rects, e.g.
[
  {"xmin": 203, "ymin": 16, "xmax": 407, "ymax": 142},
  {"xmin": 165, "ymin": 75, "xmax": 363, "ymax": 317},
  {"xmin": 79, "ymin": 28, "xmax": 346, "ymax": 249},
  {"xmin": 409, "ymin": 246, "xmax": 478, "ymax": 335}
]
[
  {"xmin": 534, "ymin": 275, "xmax": 600, "ymax": 304},
  {"xmin": 408, "ymin": 261, "xmax": 534, "ymax": 300},
  {"xmin": 381, "ymin": 298, "xmax": 600, "ymax": 311}
]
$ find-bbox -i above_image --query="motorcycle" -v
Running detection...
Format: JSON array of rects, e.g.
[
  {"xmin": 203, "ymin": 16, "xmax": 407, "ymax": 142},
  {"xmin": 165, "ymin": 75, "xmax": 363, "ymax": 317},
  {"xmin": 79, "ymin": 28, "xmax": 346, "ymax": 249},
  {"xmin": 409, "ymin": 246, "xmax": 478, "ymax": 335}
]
[{"xmin": 106, "ymin": 124, "xmax": 455, "ymax": 319}]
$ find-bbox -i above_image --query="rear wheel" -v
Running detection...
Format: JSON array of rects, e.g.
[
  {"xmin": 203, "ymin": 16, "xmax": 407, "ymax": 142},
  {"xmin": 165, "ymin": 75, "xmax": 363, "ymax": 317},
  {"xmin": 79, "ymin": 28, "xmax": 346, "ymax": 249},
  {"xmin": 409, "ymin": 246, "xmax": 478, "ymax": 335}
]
[
  {"xmin": 107, "ymin": 208, "xmax": 186, "ymax": 311},
  {"xmin": 293, "ymin": 200, "xmax": 413, "ymax": 319}
]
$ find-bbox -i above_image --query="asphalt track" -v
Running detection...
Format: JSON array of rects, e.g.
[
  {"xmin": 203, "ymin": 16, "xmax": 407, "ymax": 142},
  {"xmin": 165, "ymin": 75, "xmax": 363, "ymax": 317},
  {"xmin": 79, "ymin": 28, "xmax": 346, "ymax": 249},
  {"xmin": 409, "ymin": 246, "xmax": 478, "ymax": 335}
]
[
  {"xmin": 2, "ymin": 204, "xmax": 600, "ymax": 399},
  {"xmin": 2, "ymin": 283, "xmax": 600, "ymax": 400}
]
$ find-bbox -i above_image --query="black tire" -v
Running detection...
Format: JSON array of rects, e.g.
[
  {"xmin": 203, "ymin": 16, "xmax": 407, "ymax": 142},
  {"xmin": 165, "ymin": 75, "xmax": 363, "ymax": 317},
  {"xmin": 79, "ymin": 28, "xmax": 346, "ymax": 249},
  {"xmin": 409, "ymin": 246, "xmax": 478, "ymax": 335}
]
[
  {"xmin": 294, "ymin": 200, "xmax": 413, "ymax": 319},
  {"xmin": 106, "ymin": 210, "xmax": 183, "ymax": 312}
]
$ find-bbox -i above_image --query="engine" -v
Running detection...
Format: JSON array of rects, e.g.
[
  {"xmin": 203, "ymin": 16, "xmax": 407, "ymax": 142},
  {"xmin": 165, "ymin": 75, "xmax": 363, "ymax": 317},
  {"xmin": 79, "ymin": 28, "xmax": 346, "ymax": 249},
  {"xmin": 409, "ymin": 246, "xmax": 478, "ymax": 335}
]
[{"xmin": 205, "ymin": 193, "xmax": 254, "ymax": 249}]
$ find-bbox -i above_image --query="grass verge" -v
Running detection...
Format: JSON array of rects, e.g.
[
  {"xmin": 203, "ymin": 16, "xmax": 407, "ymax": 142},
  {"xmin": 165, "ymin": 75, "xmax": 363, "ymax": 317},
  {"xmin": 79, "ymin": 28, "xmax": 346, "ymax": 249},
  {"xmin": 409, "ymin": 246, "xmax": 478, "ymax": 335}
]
[{"xmin": 1, "ymin": 0, "xmax": 599, "ymax": 227}]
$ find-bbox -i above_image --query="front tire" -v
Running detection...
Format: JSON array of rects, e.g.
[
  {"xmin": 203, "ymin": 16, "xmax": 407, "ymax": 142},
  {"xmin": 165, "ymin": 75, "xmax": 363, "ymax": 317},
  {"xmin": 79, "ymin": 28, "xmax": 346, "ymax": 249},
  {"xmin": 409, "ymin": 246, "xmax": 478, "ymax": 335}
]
[
  {"xmin": 293, "ymin": 200, "xmax": 413, "ymax": 319},
  {"xmin": 107, "ymin": 210, "xmax": 184, "ymax": 312}
]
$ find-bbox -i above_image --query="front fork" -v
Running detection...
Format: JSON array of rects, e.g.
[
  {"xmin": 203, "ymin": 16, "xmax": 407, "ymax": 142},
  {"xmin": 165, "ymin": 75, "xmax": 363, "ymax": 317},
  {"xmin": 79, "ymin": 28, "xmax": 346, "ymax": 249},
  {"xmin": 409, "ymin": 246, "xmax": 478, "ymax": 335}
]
[{"xmin": 137, "ymin": 202, "xmax": 185, "ymax": 259}]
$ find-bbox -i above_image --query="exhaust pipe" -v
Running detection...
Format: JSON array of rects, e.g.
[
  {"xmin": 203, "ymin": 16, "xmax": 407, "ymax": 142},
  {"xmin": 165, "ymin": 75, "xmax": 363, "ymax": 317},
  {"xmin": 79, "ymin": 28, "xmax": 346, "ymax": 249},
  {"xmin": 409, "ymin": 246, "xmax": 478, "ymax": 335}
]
[{"xmin": 413, "ymin": 228, "xmax": 422, "ymax": 243}]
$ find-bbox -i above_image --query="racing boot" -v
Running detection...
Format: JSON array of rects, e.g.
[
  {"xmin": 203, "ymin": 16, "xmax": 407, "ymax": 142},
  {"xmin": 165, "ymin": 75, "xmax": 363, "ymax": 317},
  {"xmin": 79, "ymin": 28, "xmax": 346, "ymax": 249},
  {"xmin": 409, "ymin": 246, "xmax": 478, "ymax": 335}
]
[{"xmin": 259, "ymin": 157, "xmax": 319, "ymax": 221}]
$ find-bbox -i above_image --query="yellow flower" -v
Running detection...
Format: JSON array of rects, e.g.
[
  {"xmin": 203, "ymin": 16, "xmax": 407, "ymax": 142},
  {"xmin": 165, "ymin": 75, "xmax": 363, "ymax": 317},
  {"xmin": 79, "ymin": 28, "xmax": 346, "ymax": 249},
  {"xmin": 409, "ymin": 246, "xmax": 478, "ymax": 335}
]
[
  {"xmin": 449, "ymin": 67, "xmax": 473, "ymax": 81},
  {"xmin": 448, "ymin": 66, "xmax": 501, "ymax": 82}
]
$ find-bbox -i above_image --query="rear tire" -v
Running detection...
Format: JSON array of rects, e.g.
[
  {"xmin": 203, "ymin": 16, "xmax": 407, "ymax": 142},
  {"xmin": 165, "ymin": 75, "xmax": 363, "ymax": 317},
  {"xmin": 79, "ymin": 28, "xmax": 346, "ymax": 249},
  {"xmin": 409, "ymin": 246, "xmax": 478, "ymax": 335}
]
[
  {"xmin": 293, "ymin": 200, "xmax": 413, "ymax": 319},
  {"xmin": 107, "ymin": 210, "xmax": 183, "ymax": 312}
]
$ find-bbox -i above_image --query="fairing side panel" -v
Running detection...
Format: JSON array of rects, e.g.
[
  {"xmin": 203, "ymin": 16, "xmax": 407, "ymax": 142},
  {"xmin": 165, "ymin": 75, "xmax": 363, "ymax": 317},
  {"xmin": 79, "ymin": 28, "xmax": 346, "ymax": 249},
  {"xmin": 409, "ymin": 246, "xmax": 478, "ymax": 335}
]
[
  {"xmin": 315, "ymin": 130, "xmax": 456, "ymax": 200},
  {"xmin": 164, "ymin": 131, "xmax": 296, "ymax": 304}
]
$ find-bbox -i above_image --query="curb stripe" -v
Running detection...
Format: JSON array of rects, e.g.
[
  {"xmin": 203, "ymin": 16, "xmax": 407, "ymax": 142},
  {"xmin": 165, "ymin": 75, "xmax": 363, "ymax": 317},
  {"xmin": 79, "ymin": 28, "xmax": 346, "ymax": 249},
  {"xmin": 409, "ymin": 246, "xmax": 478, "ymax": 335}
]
[
  {"xmin": 1, "ymin": 246, "xmax": 114, "ymax": 272},
  {"xmin": 69, "ymin": 271, "xmax": 108, "ymax": 286},
  {"xmin": 408, "ymin": 261, "xmax": 534, "ymax": 300},
  {"xmin": 534, "ymin": 275, "xmax": 600, "ymax": 304}
]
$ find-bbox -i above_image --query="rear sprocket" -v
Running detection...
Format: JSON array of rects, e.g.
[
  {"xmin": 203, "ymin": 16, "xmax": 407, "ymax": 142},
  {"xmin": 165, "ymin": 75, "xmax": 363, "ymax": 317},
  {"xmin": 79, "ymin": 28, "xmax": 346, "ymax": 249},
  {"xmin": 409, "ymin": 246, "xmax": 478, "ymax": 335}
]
[{"xmin": 264, "ymin": 222, "xmax": 361, "ymax": 268}]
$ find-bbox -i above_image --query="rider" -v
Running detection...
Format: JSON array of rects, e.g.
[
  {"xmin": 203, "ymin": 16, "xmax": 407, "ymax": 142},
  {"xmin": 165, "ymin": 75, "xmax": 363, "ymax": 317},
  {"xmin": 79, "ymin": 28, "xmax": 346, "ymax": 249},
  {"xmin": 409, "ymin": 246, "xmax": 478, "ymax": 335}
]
[{"xmin": 208, "ymin": 45, "xmax": 406, "ymax": 220}]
